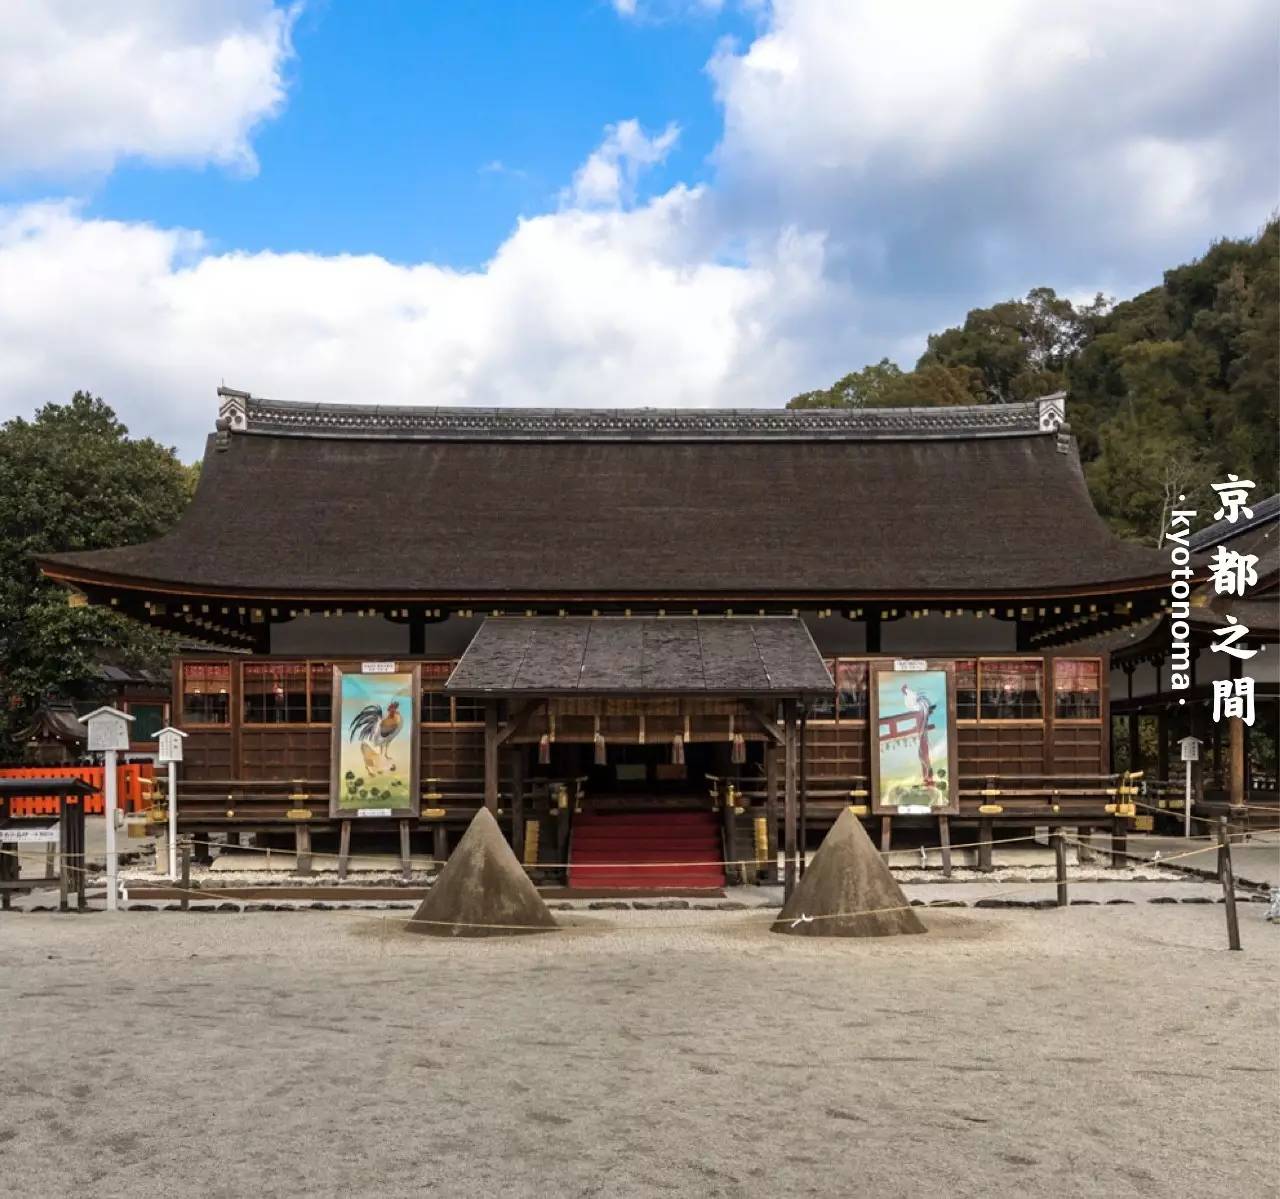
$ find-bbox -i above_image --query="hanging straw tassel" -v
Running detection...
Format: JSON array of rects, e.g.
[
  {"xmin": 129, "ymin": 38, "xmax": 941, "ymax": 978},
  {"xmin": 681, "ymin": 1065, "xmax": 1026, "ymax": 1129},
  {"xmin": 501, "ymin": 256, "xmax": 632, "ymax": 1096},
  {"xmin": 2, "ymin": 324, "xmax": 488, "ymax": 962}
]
[
  {"xmin": 538, "ymin": 733, "xmax": 551, "ymax": 765},
  {"xmin": 594, "ymin": 732, "xmax": 607, "ymax": 766},
  {"xmin": 731, "ymin": 733, "xmax": 746, "ymax": 764},
  {"xmin": 672, "ymin": 734, "xmax": 684, "ymax": 765}
]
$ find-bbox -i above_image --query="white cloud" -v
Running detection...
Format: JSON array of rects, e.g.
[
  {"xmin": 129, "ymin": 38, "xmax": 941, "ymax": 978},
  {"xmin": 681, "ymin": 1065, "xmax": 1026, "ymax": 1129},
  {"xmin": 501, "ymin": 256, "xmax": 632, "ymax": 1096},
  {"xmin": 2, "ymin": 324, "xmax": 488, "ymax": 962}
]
[
  {"xmin": 0, "ymin": 196, "xmax": 838, "ymax": 456},
  {"xmin": 567, "ymin": 120, "xmax": 681, "ymax": 209},
  {"xmin": 709, "ymin": 0, "xmax": 1277, "ymax": 294},
  {"xmin": 0, "ymin": 0, "xmax": 296, "ymax": 178},
  {"xmin": 0, "ymin": 0, "xmax": 1274, "ymax": 454}
]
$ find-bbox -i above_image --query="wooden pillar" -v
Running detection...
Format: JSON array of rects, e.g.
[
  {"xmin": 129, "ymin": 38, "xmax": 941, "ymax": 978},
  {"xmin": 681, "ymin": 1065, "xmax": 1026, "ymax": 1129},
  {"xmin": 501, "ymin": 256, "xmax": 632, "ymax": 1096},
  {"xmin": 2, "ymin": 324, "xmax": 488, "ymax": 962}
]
[
  {"xmin": 1109, "ymin": 816, "xmax": 1127, "ymax": 870},
  {"xmin": 294, "ymin": 823, "xmax": 312, "ymax": 876},
  {"xmin": 399, "ymin": 819, "xmax": 412, "ymax": 882},
  {"xmin": 1229, "ymin": 717, "xmax": 1246, "ymax": 810},
  {"xmin": 977, "ymin": 818, "xmax": 993, "ymax": 872},
  {"xmin": 798, "ymin": 709, "xmax": 808, "ymax": 878},
  {"xmin": 1128, "ymin": 713, "xmax": 1140, "ymax": 773},
  {"xmin": 432, "ymin": 823, "xmax": 448, "ymax": 867},
  {"xmin": 1229, "ymin": 657, "xmax": 1245, "ymax": 810},
  {"xmin": 510, "ymin": 747, "xmax": 525, "ymax": 858},
  {"xmin": 483, "ymin": 701, "xmax": 499, "ymax": 813},
  {"xmin": 764, "ymin": 743, "xmax": 779, "ymax": 885},
  {"xmin": 1157, "ymin": 710, "xmax": 1170, "ymax": 783},
  {"xmin": 783, "ymin": 700, "xmax": 798, "ymax": 899},
  {"xmin": 337, "ymin": 819, "xmax": 352, "ymax": 881},
  {"xmin": 865, "ymin": 611, "xmax": 882, "ymax": 654}
]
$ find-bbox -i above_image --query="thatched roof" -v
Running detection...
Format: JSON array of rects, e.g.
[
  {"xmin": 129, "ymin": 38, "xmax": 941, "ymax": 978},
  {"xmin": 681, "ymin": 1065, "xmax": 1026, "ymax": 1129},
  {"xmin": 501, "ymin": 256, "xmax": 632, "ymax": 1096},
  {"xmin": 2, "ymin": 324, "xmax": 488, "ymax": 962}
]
[{"xmin": 39, "ymin": 389, "xmax": 1171, "ymax": 602}]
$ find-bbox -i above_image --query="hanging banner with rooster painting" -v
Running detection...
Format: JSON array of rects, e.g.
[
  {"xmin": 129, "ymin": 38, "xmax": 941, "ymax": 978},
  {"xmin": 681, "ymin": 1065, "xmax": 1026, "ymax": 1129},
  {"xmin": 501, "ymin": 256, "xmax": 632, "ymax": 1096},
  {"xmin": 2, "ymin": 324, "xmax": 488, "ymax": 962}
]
[
  {"xmin": 329, "ymin": 663, "xmax": 421, "ymax": 818},
  {"xmin": 869, "ymin": 661, "xmax": 958, "ymax": 816}
]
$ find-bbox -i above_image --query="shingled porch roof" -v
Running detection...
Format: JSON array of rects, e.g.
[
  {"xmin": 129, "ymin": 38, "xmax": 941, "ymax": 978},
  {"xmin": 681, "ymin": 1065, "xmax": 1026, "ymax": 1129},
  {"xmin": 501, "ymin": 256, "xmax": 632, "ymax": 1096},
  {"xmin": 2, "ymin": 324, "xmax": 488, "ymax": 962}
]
[{"xmin": 445, "ymin": 617, "xmax": 834, "ymax": 696}]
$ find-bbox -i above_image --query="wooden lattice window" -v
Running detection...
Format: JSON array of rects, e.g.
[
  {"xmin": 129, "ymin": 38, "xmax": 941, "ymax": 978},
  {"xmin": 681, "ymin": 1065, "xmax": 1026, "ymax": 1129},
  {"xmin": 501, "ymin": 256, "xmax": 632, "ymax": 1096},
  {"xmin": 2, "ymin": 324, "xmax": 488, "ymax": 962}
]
[
  {"xmin": 955, "ymin": 659, "xmax": 977, "ymax": 720},
  {"xmin": 181, "ymin": 662, "xmax": 231, "ymax": 726},
  {"xmin": 835, "ymin": 660, "xmax": 868, "ymax": 721},
  {"xmin": 243, "ymin": 662, "xmax": 309, "ymax": 724},
  {"xmin": 1054, "ymin": 658, "xmax": 1101, "ymax": 720},
  {"xmin": 978, "ymin": 659, "xmax": 1044, "ymax": 720}
]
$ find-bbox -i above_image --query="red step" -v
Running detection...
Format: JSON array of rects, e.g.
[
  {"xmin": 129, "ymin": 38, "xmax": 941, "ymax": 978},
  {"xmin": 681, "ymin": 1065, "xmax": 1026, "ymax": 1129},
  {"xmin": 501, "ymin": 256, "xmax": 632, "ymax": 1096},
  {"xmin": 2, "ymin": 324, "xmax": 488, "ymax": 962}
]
[{"xmin": 570, "ymin": 811, "xmax": 724, "ymax": 891}]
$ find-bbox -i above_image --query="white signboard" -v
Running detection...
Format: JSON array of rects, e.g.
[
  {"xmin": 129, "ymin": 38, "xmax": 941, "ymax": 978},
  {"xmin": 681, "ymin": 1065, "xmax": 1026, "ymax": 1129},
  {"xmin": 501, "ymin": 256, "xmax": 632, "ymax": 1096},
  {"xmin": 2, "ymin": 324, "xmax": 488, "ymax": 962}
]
[
  {"xmin": 357, "ymin": 807, "xmax": 393, "ymax": 818},
  {"xmin": 1179, "ymin": 736, "xmax": 1200, "ymax": 763},
  {"xmin": 893, "ymin": 659, "xmax": 928, "ymax": 672},
  {"xmin": 83, "ymin": 706, "xmax": 134, "ymax": 752},
  {"xmin": 157, "ymin": 726, "xmax": 187, "ymax": 763},
  {"xmin": 361, "ymin": 661, "xmax": 397, "ymax": 674},
  {"xmin": 0, "ymin": 823, "xmax": 59, "ymax": 843}
]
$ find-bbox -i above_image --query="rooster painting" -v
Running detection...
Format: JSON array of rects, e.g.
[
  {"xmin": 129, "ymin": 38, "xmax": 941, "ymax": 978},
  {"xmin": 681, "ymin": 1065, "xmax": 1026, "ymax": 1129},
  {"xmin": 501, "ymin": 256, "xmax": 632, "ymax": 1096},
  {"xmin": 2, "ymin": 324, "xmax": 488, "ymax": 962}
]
[
  {"xmin": 334, "ymin": 667, "xmax": 419, "ymax": 813},
  {"xmin": 349, "ymin": 699, "xmax": 404, "ymax": 770}
]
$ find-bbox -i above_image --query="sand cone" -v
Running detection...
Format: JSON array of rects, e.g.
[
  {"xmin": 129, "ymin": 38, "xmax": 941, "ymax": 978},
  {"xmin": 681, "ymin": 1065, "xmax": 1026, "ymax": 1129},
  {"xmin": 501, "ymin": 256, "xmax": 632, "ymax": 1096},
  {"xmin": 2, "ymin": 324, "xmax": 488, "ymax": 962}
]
[
  {"xmin": 773, "ymin": 807, "xmax": 926, "ymax": 938},
  {"xmin": 407, "ymin": 807, "xmax": 558, "ymax": 938}
]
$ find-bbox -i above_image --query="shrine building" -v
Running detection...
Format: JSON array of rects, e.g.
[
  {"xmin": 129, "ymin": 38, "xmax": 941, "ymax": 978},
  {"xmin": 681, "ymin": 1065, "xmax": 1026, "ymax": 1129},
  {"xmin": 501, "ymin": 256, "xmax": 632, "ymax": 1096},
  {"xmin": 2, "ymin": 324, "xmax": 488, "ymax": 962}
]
[{"xmin": 38, "ymin": 387, "xmax": 1200, "ymax": 890}]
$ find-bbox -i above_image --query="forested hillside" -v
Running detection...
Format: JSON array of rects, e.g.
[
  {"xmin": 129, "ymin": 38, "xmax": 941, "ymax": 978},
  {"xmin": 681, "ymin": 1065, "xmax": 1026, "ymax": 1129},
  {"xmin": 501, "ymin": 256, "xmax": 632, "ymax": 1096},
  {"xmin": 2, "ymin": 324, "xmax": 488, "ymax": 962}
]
[{"xmin": 789, "ymin": 221, "xmax": 1279, "ymax": 542}]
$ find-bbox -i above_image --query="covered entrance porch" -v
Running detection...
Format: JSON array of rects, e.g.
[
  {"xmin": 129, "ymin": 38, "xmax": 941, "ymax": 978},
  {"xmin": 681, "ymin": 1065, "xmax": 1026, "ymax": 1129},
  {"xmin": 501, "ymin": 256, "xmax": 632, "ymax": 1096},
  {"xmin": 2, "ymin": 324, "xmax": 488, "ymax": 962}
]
[{"xmin": 450, "ymin": 615, "xmax": 833, "ymax": 895}]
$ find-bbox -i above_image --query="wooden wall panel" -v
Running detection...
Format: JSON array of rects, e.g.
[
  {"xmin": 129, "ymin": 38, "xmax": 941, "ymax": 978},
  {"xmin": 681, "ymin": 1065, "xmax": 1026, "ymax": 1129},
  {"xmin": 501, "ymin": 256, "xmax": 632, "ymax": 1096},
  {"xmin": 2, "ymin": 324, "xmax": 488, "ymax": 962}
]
[
  {"xmin": 1051, "ymin": 724, "xmax": 1104, "ymax": 774},
  {"xmin": 958, "ymin": 724, "xmax": 1044, "ymax": 777},
  {"xmin": 803, "ymin": 725, "xmax": 867, "ymax": 778},
  {"xmin": 239, "ymin": 728, "xmax": 328, "ymax": 780},
  {"xmin": 422, "ymin": 728, "xmax": 485, "ymax": 780},
  {"xmin": 183, "ymin": 731, "xmax": 232, "ymax": 780}
]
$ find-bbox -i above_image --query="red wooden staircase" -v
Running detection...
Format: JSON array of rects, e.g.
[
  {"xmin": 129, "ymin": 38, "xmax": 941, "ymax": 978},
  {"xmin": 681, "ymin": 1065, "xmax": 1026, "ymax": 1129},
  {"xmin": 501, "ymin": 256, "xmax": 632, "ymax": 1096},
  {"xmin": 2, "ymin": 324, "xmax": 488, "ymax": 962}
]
[{"xmin": 569, "ymin": 810, "xmax": 725, "ymax": 891}]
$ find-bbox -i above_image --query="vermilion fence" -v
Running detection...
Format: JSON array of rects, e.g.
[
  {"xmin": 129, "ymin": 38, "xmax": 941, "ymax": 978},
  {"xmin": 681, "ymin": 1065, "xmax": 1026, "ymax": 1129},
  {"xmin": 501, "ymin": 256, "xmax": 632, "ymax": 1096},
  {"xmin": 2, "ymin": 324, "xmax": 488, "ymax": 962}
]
[{"xmin": 0, "ymin": 764, "xmax": 156, "ymax": 817}]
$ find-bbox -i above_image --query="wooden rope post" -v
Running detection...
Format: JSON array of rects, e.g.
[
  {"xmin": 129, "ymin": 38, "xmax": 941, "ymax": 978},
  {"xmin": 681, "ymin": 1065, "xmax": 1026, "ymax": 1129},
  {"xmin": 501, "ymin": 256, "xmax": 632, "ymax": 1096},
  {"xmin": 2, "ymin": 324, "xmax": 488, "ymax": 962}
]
[
  {"xmin": 337, "ymin": 819, "xmax": 352, "ymax": 881},
  {"xmin": 1053, "ymin": 827, "xmax": 1068, "ymax": 908},
  {"xmin": 879, "ymin": 815, "xmax": 892, "ymax": 862},
  {"xmin": 432, "ymin": 823, "xmax": 448, "ymax": 870},
  {"xmin": 938, "ymin": 814, "xmax": 952, "ymax": 879},
  {"xmin": 1217, "ymin": 817, "xmax": 1242, "ymax": 952},
  {"xmin": 399, "ymin": 819, "xmax": 412, "ymax": 883},
  {"xmin": 179, "ymin": 837, "xmax": 192, "ymax": 911}
]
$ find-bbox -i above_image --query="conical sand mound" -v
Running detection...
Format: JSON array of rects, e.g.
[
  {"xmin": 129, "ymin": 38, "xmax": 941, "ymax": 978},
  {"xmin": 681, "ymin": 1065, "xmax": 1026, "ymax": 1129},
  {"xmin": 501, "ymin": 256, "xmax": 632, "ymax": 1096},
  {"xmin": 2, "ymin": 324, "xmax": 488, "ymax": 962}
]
[
  {"xmin": 773, "ymin": 807, "xmax": 926, "ymax": 938},
  {"xmin": 407, "ymin": 807, "xmax": 558, "ymax": 938}
]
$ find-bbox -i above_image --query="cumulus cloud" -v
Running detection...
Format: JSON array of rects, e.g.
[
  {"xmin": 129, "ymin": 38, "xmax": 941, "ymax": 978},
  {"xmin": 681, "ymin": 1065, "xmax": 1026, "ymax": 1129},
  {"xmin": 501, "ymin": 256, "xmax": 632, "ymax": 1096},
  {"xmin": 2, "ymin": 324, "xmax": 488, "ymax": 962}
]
[
  {"xmin": 0, "ymin": 0, "xmax": 1274, "ymax": 453},
  {"xmin": 0, "ymin": 0, "xmax": 296, "ymax": 178},
  {"xmin": 0, "ymin": 196, "xmax": 839, "ymax": 456},
  {"xmin": 709, "ymin": 0, "xmax": 1277, "ymax": 306},
  {"xmin": 567, "ymin": 120, "xmax": 681, "ymax": 209}
]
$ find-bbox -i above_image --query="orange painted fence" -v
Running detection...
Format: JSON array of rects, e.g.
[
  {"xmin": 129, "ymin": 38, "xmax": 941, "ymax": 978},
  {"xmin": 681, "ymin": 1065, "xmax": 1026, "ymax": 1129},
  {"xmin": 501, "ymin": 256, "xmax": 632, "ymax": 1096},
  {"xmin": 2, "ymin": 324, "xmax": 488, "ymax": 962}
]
[{"xmin": 0, "ymin": 764, "xmax": 156, "ymax": 817}]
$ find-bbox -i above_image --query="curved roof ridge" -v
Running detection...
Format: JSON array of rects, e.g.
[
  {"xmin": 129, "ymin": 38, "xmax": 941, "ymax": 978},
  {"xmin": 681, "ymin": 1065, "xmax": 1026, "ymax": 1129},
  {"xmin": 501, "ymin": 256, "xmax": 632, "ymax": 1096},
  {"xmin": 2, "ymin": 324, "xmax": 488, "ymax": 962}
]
[{"xmin": 215, "ymin": 386, "xmax": 1068, "ymax": 443}]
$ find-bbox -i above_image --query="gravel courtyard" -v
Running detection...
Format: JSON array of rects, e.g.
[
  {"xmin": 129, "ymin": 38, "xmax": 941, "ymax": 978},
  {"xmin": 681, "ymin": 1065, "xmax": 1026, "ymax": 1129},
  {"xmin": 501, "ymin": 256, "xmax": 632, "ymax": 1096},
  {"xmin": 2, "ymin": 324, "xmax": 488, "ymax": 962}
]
[{"xmin": 1, "ymin": 904, "xmax": 1275, "ymax": 1199}]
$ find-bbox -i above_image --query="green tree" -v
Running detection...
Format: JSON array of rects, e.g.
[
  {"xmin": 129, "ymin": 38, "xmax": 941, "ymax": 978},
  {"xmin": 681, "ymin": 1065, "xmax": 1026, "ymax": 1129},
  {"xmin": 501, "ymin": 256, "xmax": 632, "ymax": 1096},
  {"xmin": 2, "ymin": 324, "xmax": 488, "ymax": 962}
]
[
  {"xmin": 788, "ymin": 220, "xmax": 1279, "ymax": 540},
  {"xmin": 0, "ymin": 393, "xmax": 192, "ymax": 755}
]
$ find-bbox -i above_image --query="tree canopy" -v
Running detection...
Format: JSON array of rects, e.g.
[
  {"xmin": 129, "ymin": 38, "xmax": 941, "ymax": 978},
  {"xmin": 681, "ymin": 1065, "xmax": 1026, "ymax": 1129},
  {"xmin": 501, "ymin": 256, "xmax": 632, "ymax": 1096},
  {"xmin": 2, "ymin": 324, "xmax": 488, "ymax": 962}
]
[
  {"xmin": 788, "ymin": 220, "xmax": 1279, "ymax": 542},
  {"xmin": 0, "ymin": 392, "xmax": 194, "ymax": 755}
]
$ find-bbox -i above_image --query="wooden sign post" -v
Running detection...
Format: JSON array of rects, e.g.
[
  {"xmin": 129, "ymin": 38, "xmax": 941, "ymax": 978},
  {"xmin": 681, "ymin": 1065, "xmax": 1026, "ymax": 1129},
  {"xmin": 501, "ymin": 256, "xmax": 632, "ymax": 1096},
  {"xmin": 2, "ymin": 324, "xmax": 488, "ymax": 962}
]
[
  {"xmin": 157, "ymin": 727, "xmax": 188, "ymax": 880},
  {"xmin": 81, "ymin": 706, "xmax": 134, "ymax": 912},
  {"xmin": 1179, "ymin": 736, "xmax": 1200, "ymax": 839}
]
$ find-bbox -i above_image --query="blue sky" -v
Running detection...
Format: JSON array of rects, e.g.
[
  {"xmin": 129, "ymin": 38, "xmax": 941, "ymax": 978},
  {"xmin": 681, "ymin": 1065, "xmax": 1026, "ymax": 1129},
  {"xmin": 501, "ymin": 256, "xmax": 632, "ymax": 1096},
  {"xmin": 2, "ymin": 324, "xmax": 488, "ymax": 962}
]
[
  {"xmin": 0, "ymin": 1, "xmax": 1274, "ymax": 456},
  {"xmin": 68, "ymin": 3, "xmax": 755, "ymax": 268}
]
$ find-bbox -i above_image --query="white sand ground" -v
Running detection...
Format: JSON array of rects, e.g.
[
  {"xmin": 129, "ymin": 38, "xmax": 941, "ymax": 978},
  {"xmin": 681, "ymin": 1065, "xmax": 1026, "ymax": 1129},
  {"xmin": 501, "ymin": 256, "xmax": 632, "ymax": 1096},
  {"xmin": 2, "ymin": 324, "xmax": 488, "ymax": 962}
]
[{"xmin": 0, "ymin": 904, "xmax": 1275, "ymax": 1199}]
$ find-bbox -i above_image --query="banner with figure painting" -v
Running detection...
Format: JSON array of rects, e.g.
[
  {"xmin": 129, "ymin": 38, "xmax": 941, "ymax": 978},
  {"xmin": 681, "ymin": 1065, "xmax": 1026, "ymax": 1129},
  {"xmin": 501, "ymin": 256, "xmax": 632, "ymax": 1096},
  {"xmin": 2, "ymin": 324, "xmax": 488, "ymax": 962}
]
[
  {"xmin": 869, "ymin": 661, "xmax": 958, "ymax": 815},
  {"xmin": 329, "ymin": 663, "xmax": 421, "ymax": 818}
]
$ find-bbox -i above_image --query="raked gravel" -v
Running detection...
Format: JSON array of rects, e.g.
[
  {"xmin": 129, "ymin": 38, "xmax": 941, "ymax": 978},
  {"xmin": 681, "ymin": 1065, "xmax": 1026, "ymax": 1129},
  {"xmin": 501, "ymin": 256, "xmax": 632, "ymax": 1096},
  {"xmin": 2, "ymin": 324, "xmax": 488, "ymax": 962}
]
[{"xmin": 0, "ymin": 903, "xmax": 1275, "ymax": 1198}]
